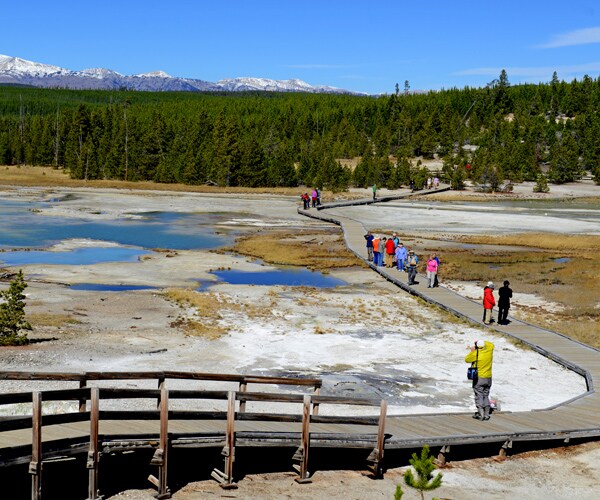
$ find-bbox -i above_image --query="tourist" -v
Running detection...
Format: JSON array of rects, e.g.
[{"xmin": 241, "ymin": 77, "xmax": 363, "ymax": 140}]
[
  {"xmin": 465, "ymin": 339, "xmax": 495, "ymax": 421},
  {"xmin": 385, "ymin": 236, "xmax": 396, "ymax": 268},
  {"xmin": 426, "ymin": 177, "xmax": 432, "ymax": 189},
  {"xmin": 482, "ymin": 282, "xmax": 496, "ymax": 325},
  {"xmin": 301, "ymin": 193, "xmax": 310, "ymax": 210},
  {"xmin": 432, "ymin": 252, "xmax": 440, "ymax": 287},
  {"xmin": 372, "ymin": 235, "xmax": 381, "ymax": 266},
  {"xmin": 406, "ymin": 250, "xmax": 419, "ymax": 285},
  {"xmin": 364, "ymin": 231, "xmax": 374, "ymax": 262},
  {"xmin": 426, "ymin": 253, "xmax": 438, "ymax": 288},
  {"xmin": 311, "ymin": 188, "xmax": 318, "ymax": 208},
  {"xmin": 379, "ymin": 237, "xmax": 387, "ymax": 266},
  {"xmin": 372, "ymin": 183, "xmax": 377, "ymax": 200},
  {"xmin": 395, "ymin": 242, "xmax": 407, "ymax": 271},
  {"xmin": 392, "ymin": 232, "xmax": 399, "ymax": 246},
  {"xmin": 433, "ymin": 176, "xmax": 440, "ymax": 188},
  {"xmin": 316, "ymin": 187, "xmax": 321, "ymax": 206},
  {"xmin": 498, "ymin": 280, "xmax": 513, "ymax": 325}
]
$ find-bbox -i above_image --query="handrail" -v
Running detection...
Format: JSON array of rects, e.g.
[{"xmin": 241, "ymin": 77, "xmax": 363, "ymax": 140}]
[
  {"xmin": 0, "ymin": 379, "xmax": 387, "ymax": 496},
  {"xmin": 0, "ymin": 370, "xmax": 323, "ymax": 388}
]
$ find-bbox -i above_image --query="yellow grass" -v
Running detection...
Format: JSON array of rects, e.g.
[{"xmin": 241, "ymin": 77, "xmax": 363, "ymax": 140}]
[
  {"xmin": 456, "ymin": 233, "xmax": 600, "ymax": 252},
  {"xmin": 424, "ymin": 233, "xmax": 600, "ymax": 348},
  {"xmin": 27, "ymin": 313, "xmax": 81, "ymax": 328},
  {"xmin": 224, "ymin": 229, "xmax": 363, "ymax": 271},
  {"xmin": 163, "ymin": 289, "xmax": 239, "ymax": 339},
  {"xmin": 0, "ymin": 164, "xmax": 368, "ymax": 201}
]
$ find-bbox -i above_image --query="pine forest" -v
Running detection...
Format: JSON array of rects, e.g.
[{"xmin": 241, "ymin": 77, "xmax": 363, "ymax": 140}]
[{"xmin": 1, "ymin": 71, "xmax": 599, "ymax": 191}]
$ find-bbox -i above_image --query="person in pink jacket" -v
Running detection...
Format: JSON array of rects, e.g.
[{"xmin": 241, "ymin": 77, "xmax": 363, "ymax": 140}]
[
  {"xmin": 426, "ymin": 254, "xmax": 438, "ymax": 288},
  {"xmin": 483, "ymin": 282, "xmax": 496, "ymax": 324}
]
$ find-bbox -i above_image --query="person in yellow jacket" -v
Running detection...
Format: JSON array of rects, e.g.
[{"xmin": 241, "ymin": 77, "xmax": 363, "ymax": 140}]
[{"xmin": 465, "ymin": 339, "xmax": 494, "ymax": 421}]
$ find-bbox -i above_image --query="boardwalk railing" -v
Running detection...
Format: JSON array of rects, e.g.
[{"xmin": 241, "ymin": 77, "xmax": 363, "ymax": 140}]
[{"xmin": 0, "ymin": 371, "xmax": 387, "ymax": 499}]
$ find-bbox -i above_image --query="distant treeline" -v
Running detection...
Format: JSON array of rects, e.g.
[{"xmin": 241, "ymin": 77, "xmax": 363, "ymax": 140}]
[{"xmin": 1, "ymin": 71, "xmax": 599, "ymax": 190}]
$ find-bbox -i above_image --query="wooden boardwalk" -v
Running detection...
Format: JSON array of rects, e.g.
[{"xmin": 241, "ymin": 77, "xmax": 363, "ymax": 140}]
[
  {"xmin": 1, "ymin": 188, "xmax": 600, "ymax": 497},
  {"xmin": 299, "ymin": 192, "xmax": 600, "ymax": 455}
]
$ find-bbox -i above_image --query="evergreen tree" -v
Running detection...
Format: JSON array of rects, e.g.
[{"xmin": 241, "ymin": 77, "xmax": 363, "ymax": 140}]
[
  {"xmin": 533, "ymin": 173, "xmax": 550, "ymax": 193},
  {"xmin": 0, "ymin": 270, "xmax": 31, "ymax": 346},
  {"xmin": 403, "ymin": 445, "xmax": 443, "ymax": 500}
]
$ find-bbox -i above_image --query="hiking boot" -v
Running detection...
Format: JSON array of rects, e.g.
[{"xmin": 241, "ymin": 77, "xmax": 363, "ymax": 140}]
[{"xmin": 472, "ymin": 412, "xmax": 483, "ymax": 420}]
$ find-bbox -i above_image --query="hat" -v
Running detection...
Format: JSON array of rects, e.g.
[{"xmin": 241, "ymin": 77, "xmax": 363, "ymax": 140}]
[
  {"xmin": 475, "ymin": 340, "xmax": 485, "ymax": 348},
  {"xmin": 487, "ymin": 281, "xmax": 494, "ymax": 289},
  {"xmin": 408, "ymin": 250, "xmax": 414, "ymax": 254}
]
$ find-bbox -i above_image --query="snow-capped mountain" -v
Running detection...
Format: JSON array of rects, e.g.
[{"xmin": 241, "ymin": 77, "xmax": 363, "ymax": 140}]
[
  {"xmin": 216, "ymin": 77, "xmax": 347, "ymax": 94},
  {"xmin": 0, "ymin": 54, "xmax": 358, "ymax": 94}
]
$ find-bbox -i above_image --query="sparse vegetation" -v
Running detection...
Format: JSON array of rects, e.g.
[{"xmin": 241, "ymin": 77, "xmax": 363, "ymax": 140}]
[
  {"xmin": 224, "ymin": 229, "xmax": 363, "ymax": 271},
  {"xmin": 403, "ymin": 445, "xmax": 443, "ymax": 500},
  {"xmin": 0, "ymin": 271, "xmax": 31, "ymax": 345},
  {"xmin": 420, "ymin": 232, "xmax": 600, "ymax": 347}
]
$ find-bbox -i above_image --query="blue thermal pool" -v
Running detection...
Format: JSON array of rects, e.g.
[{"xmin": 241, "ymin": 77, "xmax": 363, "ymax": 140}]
[{"xmin": 204, "ymin": 268, "xmax": 346, "ymax": 288}]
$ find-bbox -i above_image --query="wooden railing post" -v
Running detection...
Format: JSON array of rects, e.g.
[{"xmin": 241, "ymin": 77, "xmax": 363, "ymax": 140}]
[
  {"xmin": 367, "ymin": 399, "xmax": 387, "ymax": 477},
  {"xmin": 312, "ymin": 385, "xmax": 320, "ymax": 416},
  {"xmin": 157, "ymin": 375, "xmax": 165, "ymax": 409},
  {"xmin": 211, "ymin": 391, "xmax": 237, "ymax": 489},
  {"xmin": 29, "ymin": 391, "xmax": 43, "ymax": 500},
  {"xmin": 79, "ymin": 377, "xmax": 87, "ymax": 412},
  {"xmin": 87, "ymin": 387, "xmax": 100, "ymax": 499},
  {"xmin": 149, "ymin": 386, "xmax": 171, "ymax": 498},
  {"xmin": 238, "ymin": 381, "xmax": 247, "ymax": 413},
  {"xmin": 293, "ymin": 394, "xmax": 312, "ymax": 483}
]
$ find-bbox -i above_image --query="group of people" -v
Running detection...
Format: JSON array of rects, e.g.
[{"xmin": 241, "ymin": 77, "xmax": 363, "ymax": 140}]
[
  {"xmin": 363, "ymin": 228, "xmax": 517, "ymax": 422},
  {"xmin": 364, "ymin": 231, "xmax": 440, "ymax": 287},
  {"xmin": 425, "ymin": 176, "xmax": 440, "ymax": 189},
  {"xmin": 482, "ymin": 280, "xmax": 513, "ymax": 325},
  {"xmin": 300, "ymin": 188, "xmax": 321, "ymax": 209},
  {"xmin": 465, "ymin": 280, "xmax": 513, "ymax": 421}
]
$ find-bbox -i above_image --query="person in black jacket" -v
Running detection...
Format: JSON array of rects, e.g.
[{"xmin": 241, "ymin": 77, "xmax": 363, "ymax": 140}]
[{"xmin": 498, "ymin": 280, "xmax": 513, "ymax": 325}]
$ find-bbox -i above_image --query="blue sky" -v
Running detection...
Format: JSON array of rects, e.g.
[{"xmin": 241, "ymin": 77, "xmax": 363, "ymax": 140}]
[{"xmin": 2, "ymin": 1, "xmax": 600, "ymax": 94}]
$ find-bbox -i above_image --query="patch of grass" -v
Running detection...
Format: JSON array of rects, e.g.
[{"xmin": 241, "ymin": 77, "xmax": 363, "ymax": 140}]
[
  {"xmin": 429, "ymin": 232, "xmax": 600, "ymax": 348},
  {"xmin": 0, "ymin": 164, "xmax": 363, "ymax": 201},
  {"xmin": 164, "ymin": 289, "xmax": 241, "ymax": 339},
  {"xmin": 517, "ymin": 310, "xmax": 600, "ymax": 349},
  {"xmin": 27, "ymin": 313, "xmax": 81, "ymax": 328},
  {"xmin": 455, "ymin": 233, "xmax": 600, "ymax": 252},
  {"xmin": 225, "ymin": 229, "xmax": 363, "ymax": 271}
]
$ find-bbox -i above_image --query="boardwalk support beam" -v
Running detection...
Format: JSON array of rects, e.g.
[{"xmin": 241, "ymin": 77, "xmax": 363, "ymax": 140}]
[
  {"xmin": 87, "ymin": 387, "xmax": 100, "ymax": 499},
  {"xmin": 149, "ymin": 386, "xmax": 171, "ymax": 499},
  {"xmin": 499, "ymin": 440, "xmax": 513, "ymax": 458},
  {"xmin": 293, "ymin": 395, "xmax": 312, "ymax": 483},
  {"xmin": 435, "ymin": 445, "xmax": 451, "ymax": 467},
  {"xmin": 30, "ymin": 391, "xmax": 43, "ymax": 500},
  {"xmin": 366, "ymin": 399, "xmax": 387, "ymax": 477},
  {"xmin": 211, "ymin": 391, "xmax": 238, "ymax": 489}
]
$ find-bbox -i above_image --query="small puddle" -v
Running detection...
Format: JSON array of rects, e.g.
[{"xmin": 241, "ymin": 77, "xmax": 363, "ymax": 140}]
[
  {"xmin": 69, "ymin": 284, "xmax": 157, "ymax": 292},
  {"xmin": 554, "ymin": 257, "xmax": 571, "ymax": 264},
  {"xmin": 201, "ymin": 268, "xmax": 346, "ymax": 289},
  {"xmin": 0, "ymin": 247, "xmax": 150, "ymax": 266}
]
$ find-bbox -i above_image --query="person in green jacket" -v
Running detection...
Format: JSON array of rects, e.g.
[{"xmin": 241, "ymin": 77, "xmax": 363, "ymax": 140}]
[{"xmin": 465, "ymin": 339, "xmax": 495, "ymax": 421}]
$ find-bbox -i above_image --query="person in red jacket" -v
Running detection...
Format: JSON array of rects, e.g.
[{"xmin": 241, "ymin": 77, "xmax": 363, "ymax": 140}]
[
  {"xmin": 482, "ymin": 282, "xmax": 496, "ymax": 325},
  {"xmin": 385, "ymin": 236, "xmax": 396, "ymax": 268}
]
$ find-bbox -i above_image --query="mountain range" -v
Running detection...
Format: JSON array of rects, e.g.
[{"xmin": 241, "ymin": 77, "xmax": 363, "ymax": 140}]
[{"xmin": 0, "ymin": 54, "xmax": 359, "ymax": 94}]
